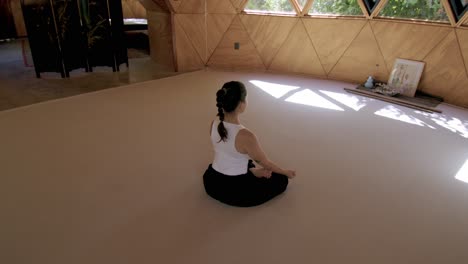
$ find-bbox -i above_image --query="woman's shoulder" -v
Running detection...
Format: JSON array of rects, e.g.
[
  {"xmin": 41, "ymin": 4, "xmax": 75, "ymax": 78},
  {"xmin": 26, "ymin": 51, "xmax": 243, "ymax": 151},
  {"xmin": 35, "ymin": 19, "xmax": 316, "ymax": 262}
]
[
  {"xmin": 236, "ymin": 127, "xmax": 258, "ymax": 150},
  {"xmin": 237, "ymin": 127, "xmax": 256, "ymax": 139}
]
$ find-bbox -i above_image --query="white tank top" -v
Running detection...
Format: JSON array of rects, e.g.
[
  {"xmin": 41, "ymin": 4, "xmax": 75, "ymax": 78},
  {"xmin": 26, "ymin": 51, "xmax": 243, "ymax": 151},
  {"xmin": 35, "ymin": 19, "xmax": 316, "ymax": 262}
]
[{"xmin": 211, "ymin": 120, "xmax": 250, "ymax": 176}]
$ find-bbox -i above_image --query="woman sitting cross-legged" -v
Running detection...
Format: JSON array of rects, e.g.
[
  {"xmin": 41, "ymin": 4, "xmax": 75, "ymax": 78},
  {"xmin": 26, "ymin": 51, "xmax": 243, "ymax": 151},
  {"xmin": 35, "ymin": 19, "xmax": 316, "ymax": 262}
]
[{"xmin": 203, "ymin": 81, "xmax": 296, "ymax": 207}]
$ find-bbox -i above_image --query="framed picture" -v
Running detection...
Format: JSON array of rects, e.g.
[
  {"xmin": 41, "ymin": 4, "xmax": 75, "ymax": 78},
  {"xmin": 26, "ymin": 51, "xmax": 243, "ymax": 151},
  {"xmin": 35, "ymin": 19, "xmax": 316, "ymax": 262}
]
[{"xmin": 388, "ymin": 58, "xmax": 425, "ymax": 97}]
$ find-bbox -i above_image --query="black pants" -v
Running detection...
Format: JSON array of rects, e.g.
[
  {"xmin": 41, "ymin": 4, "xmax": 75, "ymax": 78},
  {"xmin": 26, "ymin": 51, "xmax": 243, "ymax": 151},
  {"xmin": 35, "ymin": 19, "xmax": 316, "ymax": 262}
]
[{"xmin": 203, "ymin": 161, "xmax": 289, "ymax": 207}]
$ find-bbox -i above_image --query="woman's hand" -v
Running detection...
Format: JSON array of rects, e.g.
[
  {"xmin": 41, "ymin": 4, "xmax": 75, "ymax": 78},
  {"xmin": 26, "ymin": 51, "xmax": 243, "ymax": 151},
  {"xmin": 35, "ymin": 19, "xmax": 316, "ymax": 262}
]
[
  {"xmin": 239, "ymin": 129, "xmax": 296, "ymax": 179},
  {"xmin": 285, "ymin": 170, "xmax": 296, "ymax": 179},
  {"xmin": 250, "ymin": 168, "xmax": 272, "ymax": 178}
]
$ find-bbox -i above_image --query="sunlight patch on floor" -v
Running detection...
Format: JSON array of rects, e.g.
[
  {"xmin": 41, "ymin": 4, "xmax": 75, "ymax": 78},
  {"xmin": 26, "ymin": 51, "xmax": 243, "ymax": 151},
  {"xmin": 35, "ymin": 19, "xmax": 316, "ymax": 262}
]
[
  {"xmin": 249, "ymin": 79, "xmax": 468, "ymax": 139},
  {"xmin": 375, "ymin": 105, "xmax": 436, "ymax": 128},
  {"xmin": 319, "ymin": 90, "xmax": 370, "ymax": 111},
  {"xmin": 249, "ymin": 80, "xmax": 300, "ymax": 99},
  {"xmin": 415, "ymin": 111, "xmax": 468, "ymax": 138},
  {"xmin": 455, "ymin": 159, "xmax": 468, "ymax": 183},
  {"xmin": 285, "ymin": 89, "xmax": 344, "ymax": 111}
]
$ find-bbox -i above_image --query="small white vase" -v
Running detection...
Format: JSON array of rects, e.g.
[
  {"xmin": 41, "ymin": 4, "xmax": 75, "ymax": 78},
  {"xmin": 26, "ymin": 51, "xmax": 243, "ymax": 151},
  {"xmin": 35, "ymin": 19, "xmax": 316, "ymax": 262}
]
[{"xmin": 364, "ymin": 76, "xmax": 374, "ymax": 88}]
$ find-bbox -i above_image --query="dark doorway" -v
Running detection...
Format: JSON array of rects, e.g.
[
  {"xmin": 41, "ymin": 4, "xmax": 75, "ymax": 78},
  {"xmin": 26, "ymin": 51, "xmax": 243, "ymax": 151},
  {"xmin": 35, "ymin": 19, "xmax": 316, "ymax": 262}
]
[{"xmin": 0, "ymin": 0, "xmax": 17, "ymax": 40}]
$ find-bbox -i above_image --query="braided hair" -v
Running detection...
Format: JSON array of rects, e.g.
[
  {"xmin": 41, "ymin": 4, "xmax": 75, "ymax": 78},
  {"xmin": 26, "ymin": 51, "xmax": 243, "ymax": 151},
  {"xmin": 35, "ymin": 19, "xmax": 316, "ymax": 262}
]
[{"xmin": 215, "ymin": 81, "xmax": 247, "ymax": 142}]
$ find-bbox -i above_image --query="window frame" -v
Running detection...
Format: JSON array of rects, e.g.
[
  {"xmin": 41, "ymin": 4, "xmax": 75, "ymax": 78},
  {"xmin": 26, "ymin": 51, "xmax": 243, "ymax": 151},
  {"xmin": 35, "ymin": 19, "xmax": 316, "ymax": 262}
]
[
  {"xmin": 449, "ymin": 0, "xmax": 468, "ymax": 21},
  {"xmin": 363, "ymin": 0, "xmax": 381, "ymax": 14}
]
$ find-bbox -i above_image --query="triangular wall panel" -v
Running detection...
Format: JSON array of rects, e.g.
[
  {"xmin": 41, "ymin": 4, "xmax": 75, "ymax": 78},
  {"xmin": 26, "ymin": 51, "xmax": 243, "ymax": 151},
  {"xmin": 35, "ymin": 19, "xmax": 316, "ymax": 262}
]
[
  {"xmin": 207, "ymin": 0, "xmax": 236, "ymax": 13},
  {"xmin": 419, "ymin": 31, "xmax": 468, "ymax": 107},
  {"xmin": 207, "ymin": 14, "xmax": 236, "ymax": 59},
  {"xmin": 168, "ymin": 0, "xmax": 182, "ymax": 12},
  {"xmin": 147, "ymin": 0, "xmax": 171, "ymax": 12},
  {"xmin": 371, "ymin": 21, "xmax": 452, "ymax": 72},
  {"xmin": 174, "ymin": 20, "xmax": 204, "ymax": 71},
  {"xmin": 207, "ymin": 16, "xmax": 265, "ymax": 71},
  {"xmin": 230, "ymin": 0, "xmax": 244, "ymax": 10},
  {"xmin": 328, "ymin": 23, "xmax": 389, "ymax": 82},
  {"xmin": 177, "ymin": 0, "xmax": 205, "ymax": 13},
  {"xmin": 456, "ymin": 29, "xmax": 468, "ymax": 79},
  {"xmin": 122, "ymin": 0, "xmax": 146, "ymax": 18},
  {"xmin": 302, "ymin": 18, "xmax": 366, "ymax": 74},
  {"xmin": 129, "ymin": 0, "xmax": 167, "ymax": 13},
  {"xmin": 175, "ymin": 14, "xmax": 207, "ymax": 63},
  {"xmin": 269, "ymin": 20, "xmax": 326, "ymax": 77},
  {"xmin": 240, "ymin": 15, "xmax": 297, "ymax": 67}
]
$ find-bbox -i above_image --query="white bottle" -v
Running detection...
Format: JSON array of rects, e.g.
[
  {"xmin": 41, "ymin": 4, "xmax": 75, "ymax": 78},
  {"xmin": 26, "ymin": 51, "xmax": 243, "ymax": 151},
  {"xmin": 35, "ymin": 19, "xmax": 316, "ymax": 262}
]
[{"xmin": 364, "ymin": 76, "xmax": 374, "ymax": 88}]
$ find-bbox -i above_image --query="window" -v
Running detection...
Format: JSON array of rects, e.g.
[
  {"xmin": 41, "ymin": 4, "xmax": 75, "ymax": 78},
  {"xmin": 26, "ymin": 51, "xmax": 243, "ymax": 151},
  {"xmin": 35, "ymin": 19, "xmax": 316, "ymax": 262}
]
[
  {"xmin": 448, "ymin": 0, "xmax": 468, "ymax": 21},
  {"xmin": 297, "ymin": 0, "xmax": 308, "ymax": 9},
  {"xmin": 245, "ymin": 0, "xmax": 296, "ymax": 14},
  {"xmin": 378, "ymin": 0, "xmax": 450, "ymax": 22},
  {"xmin": 308, "ymin": 0, "xmax": 364, "ymax": 16},
  {"xmin": 362, "ymin": 0, "xmax": 382, "ymax": 14}
]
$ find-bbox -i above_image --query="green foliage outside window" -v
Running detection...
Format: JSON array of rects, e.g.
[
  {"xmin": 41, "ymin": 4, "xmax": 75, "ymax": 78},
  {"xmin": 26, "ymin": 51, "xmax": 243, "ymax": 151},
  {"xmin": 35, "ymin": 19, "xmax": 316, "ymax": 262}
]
[
  {"xmin": 297, "ymin": 0, "xmax": 308, "ymax": 8},
  {"xmin": 245, "ymin": 0, "xmax": 295, "ymax": 13},
  {"xmin": 309, "ymin": 0, "xmax": 363, "ymax": 16},
  {"xmin": 378, "ymin": 0, "xmax": 449, "ymax": 21},
  {"xmin": 245, "ymin": 0, "xmax": 451, "ymax": 23}
]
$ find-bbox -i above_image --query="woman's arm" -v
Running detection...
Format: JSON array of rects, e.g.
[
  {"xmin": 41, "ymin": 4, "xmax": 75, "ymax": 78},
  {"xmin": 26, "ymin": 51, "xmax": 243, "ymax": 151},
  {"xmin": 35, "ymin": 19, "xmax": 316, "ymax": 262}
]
[{"xmin": 237, "ymin": 129, "xmax": 296, "ymax": 178}]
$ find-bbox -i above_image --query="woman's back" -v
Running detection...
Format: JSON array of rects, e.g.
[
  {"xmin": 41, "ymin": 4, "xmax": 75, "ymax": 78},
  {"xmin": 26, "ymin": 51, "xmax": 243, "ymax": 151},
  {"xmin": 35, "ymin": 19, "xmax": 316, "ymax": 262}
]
[{"xmin": 211, "ymin": 120, "xmax": 249, "ymax": 176}]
